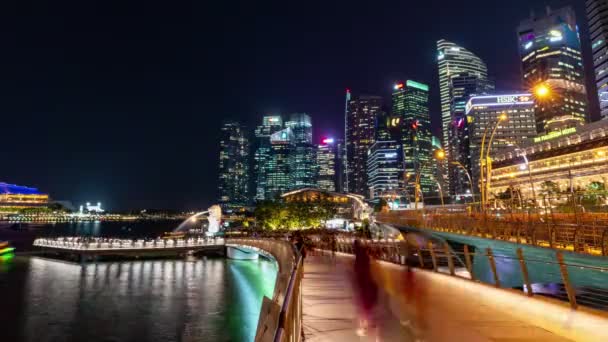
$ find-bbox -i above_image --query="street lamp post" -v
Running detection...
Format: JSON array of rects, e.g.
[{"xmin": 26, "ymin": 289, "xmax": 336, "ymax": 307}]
[
  {"xmin": 413, "ymin": 149, "xmax": 445, "ymax": 211},
  {"xmin": 451, "ymin": 160, "xmax": 475, "ymax": 207},
  {"xmin": 479, "ymin": 113, "xmax": 508, "ymax": 214}
]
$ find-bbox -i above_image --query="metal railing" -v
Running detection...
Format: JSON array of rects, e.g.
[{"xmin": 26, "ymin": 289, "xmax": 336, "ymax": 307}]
[
  {"xmin": 33, "ymin": 236, "xmax": 224, "ymax": 251},
  {"xmin": 312, "ymin": 236, "xmax": 608, "ymax": 311},
  {"xmin": 377, "ymin": 212, "xmax": 608, "ymax": 256}
]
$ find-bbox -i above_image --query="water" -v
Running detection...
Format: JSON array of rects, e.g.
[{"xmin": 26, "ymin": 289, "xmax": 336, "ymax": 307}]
[{"xmin": 0, "ymin": 222, "xmax": 278, "ymax": 342}]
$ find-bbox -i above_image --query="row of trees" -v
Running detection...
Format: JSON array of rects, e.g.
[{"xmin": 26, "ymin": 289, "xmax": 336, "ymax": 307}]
[{"xmin": 254, "ymin": 200, "xmax": 338, "ymax": 230}]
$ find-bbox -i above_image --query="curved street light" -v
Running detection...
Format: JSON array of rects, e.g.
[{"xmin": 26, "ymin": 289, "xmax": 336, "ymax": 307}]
[{"xmin": 479, "ymin": 113, "xmax": 508, "ymax": 213}]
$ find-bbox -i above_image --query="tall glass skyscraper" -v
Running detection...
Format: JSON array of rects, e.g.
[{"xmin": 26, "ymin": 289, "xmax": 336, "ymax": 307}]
[
  {"xmin": 286, "ymin": 113, "xmax": 317, "ymax": 189},
  {"xmin": 367, "ymin": 140, "xmax": 403, "ymax": 200},
  {"xmin": 437, "ymin": 40, "xmax": 492, "ymax": 195},
  {"xmin": 218, "ymin": 121, "xmax": 250, "ymax": 208},
  {"xmin": 346, "ymin": 93, "xmax": 383, "ymax": 196},
  {"xmin": 392, "ymin": 80, "xmax": 435, "ymax": 196},
  {"xmin": 254, "ymin": 116, "xmax": 283, "ymax": 201},
  {"xmin": 518, "ymin": 6, "xmax": 588, "ymax": 133},
  {"xmin": 587, "ymin": 0, "xmax": 608, "ymax": 119},
  {"xmin": 317, "ymin": 138, "xmax": 338, "ymax": 192},
  {"xmin": 266, "ymin": 127, "xmax": 295, "ymax": 200}
]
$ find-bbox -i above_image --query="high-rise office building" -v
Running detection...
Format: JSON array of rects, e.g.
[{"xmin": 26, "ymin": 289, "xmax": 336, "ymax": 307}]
[
  {"xmin": 437, "ymin": 40, "xmax": 491, "ymax": 158},
  {"xmin": 345, "ymin": 92, "xmax": 383, "ymax": 196},
  {"xmin": 218, "ymin": 121, "xmax": 250, "ymax": 208},
  {"xmin": 367, "ymin": 140, "xmax": 404, "ymax": 200},
  {"xmin": 317, "ymin": 138, "xmax": 338, "ymax": 192},
  {"xmin": 466, "ymin": 94, "xmax": 537, "ymax": 192},
  {"xmin": 254, "ymin": 116, "xmax": 283, "ymax": 201},
  {"xmin": 286, "ymin": 113, "xmax": 317, "ymax": 189},
  {"xmin": 392, "ymin": 80, "xmax": 435, "ymax": 196},
  {"xmin": 587, "ymin": 0, "xmax": 608, "ymax": 119},
  {"xmin": 437, "ymin": 40, "xmax": 492, "ymax": 196},
  {"xmin": 518, "ymin": 6, "xmax": 588, "ymax": 133},
  {"xmin": 266, "ymin": 127, "xmax": 295, "ymax": 200},
  {"xmin": 447, "ymin": 72, "xmax": 493, "ymax": 196}
]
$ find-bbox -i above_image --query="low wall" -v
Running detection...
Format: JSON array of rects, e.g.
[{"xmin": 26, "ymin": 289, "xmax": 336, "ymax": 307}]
[{"xmin": 226, "ymin": 238, "xmax": 303, "ymax": 342}]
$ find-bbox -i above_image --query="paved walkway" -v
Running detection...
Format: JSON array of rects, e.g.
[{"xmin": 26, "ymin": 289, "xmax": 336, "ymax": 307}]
[{"xmin": 302, "ymin": 251, "xmax": 608, "ymax": 342}]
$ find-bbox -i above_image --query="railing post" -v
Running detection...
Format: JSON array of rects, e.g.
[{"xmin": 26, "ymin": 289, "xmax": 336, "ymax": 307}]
[
  {"xmin": 415, "ymin": 240, "xmax": 425, "ymax": 268},
  {"xmin": 464, "ymin": 245, "xmax": 475, "ymax": 280},
  {"xmin": 428, "ymin": 241, "xmax": 438, "ymax": 272},
  {"xmin": 516, "ymin": 248, "xmax": 533, "ymax": 297},
  {"xmin": 486, "ymin": 248, "xmax": 500, "ymax": 288},
  {"xmin": 444, "ymin": 242, "xmax": 455, "ymax": 276},
  {"xmin": 556, "ymin": 251, "xmax": 578, "ymax": 309}
]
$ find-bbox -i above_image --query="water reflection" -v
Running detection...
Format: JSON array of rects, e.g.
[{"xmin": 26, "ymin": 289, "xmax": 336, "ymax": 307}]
[{"xmin": 2, "ymin": 256, "xmax": 277, "ymax": 342}]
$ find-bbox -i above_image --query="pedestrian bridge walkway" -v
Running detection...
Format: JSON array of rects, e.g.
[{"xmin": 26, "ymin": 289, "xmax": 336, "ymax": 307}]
[{"xmin": 303, "ymin": 251, "xmax": 608, "ymax": 342}]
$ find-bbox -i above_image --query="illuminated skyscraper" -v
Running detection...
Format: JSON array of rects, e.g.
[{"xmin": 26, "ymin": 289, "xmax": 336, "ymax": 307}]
[
  {"xmin": 437, "ymin": 40, "xmax": 491, "ymax": 158},
  {"xmin": 367, "ymin": 140, "xmax": 403, "ymax": 200},
  {"xmin": 218, "ymin": 121, "xmax": 250, "ymax": 207},
  {"xmin": 586, "ymin": 0, "xmax": 608, "ymax": 119},
  {"xmin": 392, "ymin": 80, "xmax": 435, "ymax": 196},
  {"xmin": 437, "ymin": 40, "xmax": 492, "ymax": 195},
  {"xmin": 286, "ymin": 113, "xmax": 317, "ymax": 189},
  {"xmin": 317, "ymin": 138, "xmax": 338, "ymax": 192},
  {"xmin": 346, "ymin": 93, "xmax": 383, "ymax": 196},
  {"xmin": 518, "ymin": 6, "xmax": 588, "ymax": 133},
  {"xmin": 266, "ymin": 127, "xmax": 295, "ymax": 199},
  {"xmin": 254, "ymin": 116, "xmax": 283, "ymax": 201},
  {"xmin": 466, "ymin": 94, "xmax": 537, "ymax": 193}
]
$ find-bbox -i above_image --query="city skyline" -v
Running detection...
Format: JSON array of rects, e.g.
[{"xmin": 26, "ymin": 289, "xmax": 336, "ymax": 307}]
[{"xmin": 0, "ymin": 0, "xmax": 595, "ymax": 210}]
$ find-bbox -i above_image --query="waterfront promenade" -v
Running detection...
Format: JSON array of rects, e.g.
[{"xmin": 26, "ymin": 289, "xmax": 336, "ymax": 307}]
[{"xmin": 303, "ymin": 251, "xmax": 608, "ymax": 342}]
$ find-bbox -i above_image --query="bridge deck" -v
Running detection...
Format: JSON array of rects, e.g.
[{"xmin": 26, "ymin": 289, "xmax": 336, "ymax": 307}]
[{"xmin": 303, "ymin": 251, "xmax": 608, "ymax": 342}]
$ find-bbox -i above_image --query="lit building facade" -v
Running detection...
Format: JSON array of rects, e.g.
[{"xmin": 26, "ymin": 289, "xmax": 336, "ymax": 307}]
[
  {"xmin": 587, "ymin": 0, "xmax": 608, "ymax": 119},
  {"xmin": 490, "ymin": 120, "xmax": 608, "ymax": 206},
  {"xmin": 392, "ymin": 80, "xmax": 435, "ymax": 196},
  {"xmin": 218, "ymin": 121, "xmax": 250, "ymax": 207},
  {"xmin": 254, "ymin": 116, "xmax": 283, "ymax": 201},
  {"xmin": 266, "ymin": 127, "xmax": 295, "ymax": 200},
  {"xmin": 0, "ymin": 183, "xmax": 49, "ymax": 210},
  {"xmin": 367, "ymin": 140, "xmax": 404, "ymax": 200},
  {"xmin": 285, "ymin": 113, "xmax": 317, "ymax": 189},
  {"xmin": 447, "ymin": 72, "xmax": 493, "ymax": 196},
  {"xmin": 346, "ymin": 92, "xmax": 383, "ymax": 196},
  {"xmin": 437, "ymin": 40, "xmax": 492, "ymax": 195},
  {"xmin": 317, "ymin": 138, "xmax": 338, "ymax": 192},
  {"xmin": 437, "ymin": 40, "xmax": 491, "ymax": 160},
  {"xmin": 518, "ymin": 6, "xmax": 588, "ymax": 133},
  {"xmin": 466, "ymin": 94, "xmax": 537, "ymax": 192}
]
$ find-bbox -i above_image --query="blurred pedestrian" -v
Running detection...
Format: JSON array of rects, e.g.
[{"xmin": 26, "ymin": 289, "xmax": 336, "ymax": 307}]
[{"xmin": 353, "ymin": 239, "xmax": 378, "ymax": 336}]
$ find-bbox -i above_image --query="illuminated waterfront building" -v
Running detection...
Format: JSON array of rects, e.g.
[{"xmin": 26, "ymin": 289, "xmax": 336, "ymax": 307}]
[
  {"xmin": 367, "ymin": 140, "xmax": 404, "ymax": 200},
  {"xmin": 0, "ymin": 183, "xmax": 49, "ymax": 211},
  {"xmin": 518, "ymin": 6, "xmax": 588, "ymax": 133},
  {"xmin": 254, "ymin": 116, "xmax": 283, "ymax": 201},
  {"xmin": 218, "ymin": 121, "xmax": 250, "ymax": 207},
  {"xmin": 317, "ymin": 138, "xmax": 338, "ymax": 192},
  {"xmin": 586, "ymin": 0, "xmax": 608, "ymax": 119},
  {"xmin": 466, "ymin": 94, "xmax": 537, "ymax": 192},
  {"xmin": 393, "ymin": 80, "xmax": 435, "ymax": 196},
  {"xmin": 437, "ymin": 40, "xmax": 492, "ymax": 195},
  {"xmin": 266, "ymin": 127, "xmax": 295, "ymax": 200},
  {"xmin": 490, "ymin": 120, "xmax": 608, "ymax": 206},
  {"xmin": 345, "ymin": 92, "xmax": 383, "ymax": 196},
  {"xmin": 285, "ymin": 113, "xmax": 317, "ymax": 189}
]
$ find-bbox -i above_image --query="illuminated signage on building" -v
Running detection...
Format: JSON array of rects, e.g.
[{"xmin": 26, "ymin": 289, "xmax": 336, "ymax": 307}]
[
  {"xmin": 322, "ymin": 138, "xmax": 335, "ymax": 144},
  {"xmin": 533, "ymin": 127, "xmax": 577, "ymax": 143},
  {"xmin": 465, "ymin": 93, "xmax": 534, "ymax": 114}
]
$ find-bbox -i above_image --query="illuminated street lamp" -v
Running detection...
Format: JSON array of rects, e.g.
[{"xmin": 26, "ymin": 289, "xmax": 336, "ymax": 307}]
[
  {"xmin": 534, "ymin": 83, "xmax": 550, "ymax": 98},
  {"xmin": 413, "ymin": 148, "xmax": 445, "ymax": 211},
  {"xmin": 451, "ymin": 161, "xmax": 475, "ymax": 204},
  {"xmin": 479, "ymin": 113, "xmax": 508, "ymax": 213}
]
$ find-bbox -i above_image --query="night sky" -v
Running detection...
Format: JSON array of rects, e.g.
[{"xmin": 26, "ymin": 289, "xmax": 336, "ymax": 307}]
[{"xmin": 0, "ymin": 0, "xmax": 594, "ymax": 210}]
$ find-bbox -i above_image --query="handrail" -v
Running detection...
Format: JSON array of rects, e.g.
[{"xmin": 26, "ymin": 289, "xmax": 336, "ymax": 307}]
[
  {"xmin": 313, "ymin": 235, "xmax": 608, "ymax": 311},
  {"xmin": 226, "ymin": 238, "xmax": 303, "ymax": 342}
]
